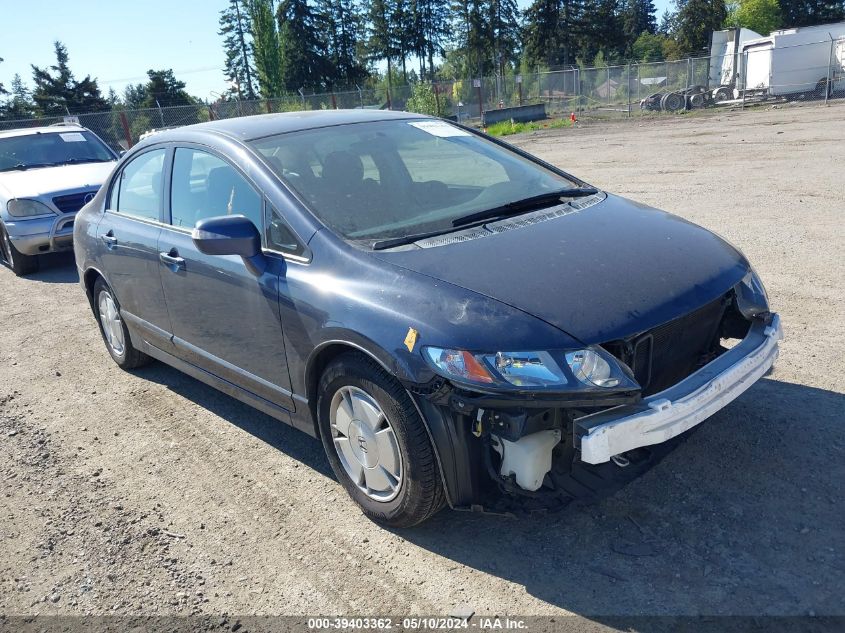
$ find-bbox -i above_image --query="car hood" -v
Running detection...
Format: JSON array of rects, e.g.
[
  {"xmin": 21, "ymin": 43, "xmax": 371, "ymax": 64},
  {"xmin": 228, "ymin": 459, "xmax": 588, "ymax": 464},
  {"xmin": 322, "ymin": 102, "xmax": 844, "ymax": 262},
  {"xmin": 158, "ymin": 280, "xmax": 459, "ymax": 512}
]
[
  {"xmin": 371, "ymin": 194, "xmax": 750, "ymax": 344},
  {"xmin": 0, "ymin": 162, "xmax": 116, "ymax": 200}
]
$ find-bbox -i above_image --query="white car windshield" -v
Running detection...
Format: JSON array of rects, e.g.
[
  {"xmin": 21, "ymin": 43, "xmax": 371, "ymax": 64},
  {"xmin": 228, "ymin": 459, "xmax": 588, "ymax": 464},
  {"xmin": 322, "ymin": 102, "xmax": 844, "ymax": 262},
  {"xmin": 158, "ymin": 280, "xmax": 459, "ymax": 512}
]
[
  {"xmin": 0, "ymin": 130, "xmax": 114, "ymax": 172},
  {"xmin": 249, "ymin": 119, "xmax": 586, "ymax": 245}
]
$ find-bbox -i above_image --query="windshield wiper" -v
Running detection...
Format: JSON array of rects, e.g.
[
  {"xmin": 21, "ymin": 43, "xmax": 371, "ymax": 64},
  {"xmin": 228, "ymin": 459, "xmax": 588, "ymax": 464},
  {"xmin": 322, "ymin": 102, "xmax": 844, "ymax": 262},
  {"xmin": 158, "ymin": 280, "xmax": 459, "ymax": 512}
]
[
  {"xmin": 451, "ymin": 187, "xmax": 599, "ymax": 228},
  {"xmin": 0, "ymin": 162, "xmax": 56, "ymax": 172},
  {"xmin": 63, "ymin": 158, "xmax": 113, "ymax": 165},
  {"xmin": 372, "ymin": 186, "xmax": 600, "ymax": 251}
]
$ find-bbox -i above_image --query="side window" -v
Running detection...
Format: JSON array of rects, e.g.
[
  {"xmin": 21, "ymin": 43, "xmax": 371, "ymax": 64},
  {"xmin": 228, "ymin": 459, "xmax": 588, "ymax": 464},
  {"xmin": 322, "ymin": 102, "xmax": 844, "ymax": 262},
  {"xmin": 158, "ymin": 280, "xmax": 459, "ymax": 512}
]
[
  {"xmin": 170, "ymin": 148, "xmax": 262, "ymax": 231},
  {"xmin": 115, "ymin": 149, "xmax": 166, "ymax": 221},
  {"xmin": 265, "ymin": 204, "xmax": 306, "ymax": 258}
]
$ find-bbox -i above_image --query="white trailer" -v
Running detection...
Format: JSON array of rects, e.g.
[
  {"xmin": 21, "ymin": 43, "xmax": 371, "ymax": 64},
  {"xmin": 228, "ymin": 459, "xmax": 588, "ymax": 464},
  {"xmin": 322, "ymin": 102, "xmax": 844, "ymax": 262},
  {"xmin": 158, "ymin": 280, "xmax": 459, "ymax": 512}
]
[
  {"xmin": 738, "ymin": 21, "xmax": 845, "ymax": 98},
  {"xmin": 709, "ymin": 28, "xmax": 763, "ymax": 100}
]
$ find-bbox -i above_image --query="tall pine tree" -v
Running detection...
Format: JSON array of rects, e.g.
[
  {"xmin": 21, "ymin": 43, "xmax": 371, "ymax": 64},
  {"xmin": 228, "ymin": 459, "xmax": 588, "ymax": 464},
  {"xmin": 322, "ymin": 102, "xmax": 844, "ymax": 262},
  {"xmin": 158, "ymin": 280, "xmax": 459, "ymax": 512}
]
[
  {"xmin": 248, "ymin": 0, "xmax": 285, "ymax": 97},
  {"xmin": 219, "ymin": 0, "xmax": 258, "ymax": 99},
  {"xmin": 674, "ymin": 0, "xmax": 728, "ymax": 55},
  {"xmin": 31, "ymin": 42, "xmax": 108, "ymax": 115},
  {"xmin": 319, "ymin": 0, "xmax": 368, "ymax": 89},
  {"xmin": 277, "ymin": 0, "xmax": 328, "ymax": 92},
  {"xmin": 622, "ymin": 0, "xmax": 658, "ymax": 53},
  {"xmin": 523, "ymin": 0, "xmax": 587, "ymax": 69}
]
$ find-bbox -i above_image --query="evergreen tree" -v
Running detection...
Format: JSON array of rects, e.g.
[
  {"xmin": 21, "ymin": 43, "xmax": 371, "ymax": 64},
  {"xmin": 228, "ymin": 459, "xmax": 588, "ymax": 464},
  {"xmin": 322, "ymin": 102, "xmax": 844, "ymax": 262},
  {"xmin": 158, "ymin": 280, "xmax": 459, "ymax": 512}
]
[
  {"xmin": 319, "ymin": 0, "xmax": 369, "ymax": 88},
  {"xmin": 490, "ymin": 0, "xmax": 522, "ymax": 72},
  {"xmin": 415, "ymin": 0, "xmax": 451, "ymax": 80},
  {"xmin": 6, "ymin": 74, "xmax": 37, "ymax": 119},
  {"xmin": 277, "ymin": 0, "xmax": 328, "ymax": 91},
  {"xmin": 248, "ymin": 0, "xmax": 285, "ymax": 97},
  {"xmin": 219, "ymin": 0, "xmax": 258, "ymax": 99},
  {"xmin": 0, "ymin": 57, "xmax": 5, "ymax": 96},
  {"xmin": 368, "ymin": 0, "xmax": 399, "ymax": 85},
  {"xmin": 141, "ymin": 69, "xmax": 197, "ymax": 108},
  {"xmin": 674, "ymin": 0, "xmax": 727, "ymax": 55},
  {"xmin": 523, "ymin": 0, "xmax": 587, "ymax": 69},
  {"xmin": 123, "ymin": 83, "xmax": 148, "ymax": 109},
  {"xmin": 578, "ymin": 0, "xmax": 626, "ymax": 63},
  {"xmin": 622, "ymin": 0, "xmax": 658, "ymax": 53},
  {"xmin": 779, "ymin": 0, "xmax": 845, "ymax": 27},
  {"xmin": 31, "ymin": 42, "xmax": 108, "ymax": 115},
  {"xmin": 658, "ymin": 8, "xmax": 676, "ymax": 34}
]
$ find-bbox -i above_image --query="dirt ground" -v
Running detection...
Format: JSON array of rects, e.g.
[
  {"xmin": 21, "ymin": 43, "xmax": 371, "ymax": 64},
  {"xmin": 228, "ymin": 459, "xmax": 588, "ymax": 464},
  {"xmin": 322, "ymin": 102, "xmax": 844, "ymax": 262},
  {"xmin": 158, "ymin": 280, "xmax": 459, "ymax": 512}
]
[{"xmin": 1, "ymin": 103, "xmax": 843, "ymax": 623}]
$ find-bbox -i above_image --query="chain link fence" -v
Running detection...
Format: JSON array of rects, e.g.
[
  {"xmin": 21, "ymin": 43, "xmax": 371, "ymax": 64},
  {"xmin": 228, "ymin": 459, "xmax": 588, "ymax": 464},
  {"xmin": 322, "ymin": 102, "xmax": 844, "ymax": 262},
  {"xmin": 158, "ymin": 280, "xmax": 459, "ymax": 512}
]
[{"xmin": 2, "ymin": 35, "xmax": 842, "ymax": 151}]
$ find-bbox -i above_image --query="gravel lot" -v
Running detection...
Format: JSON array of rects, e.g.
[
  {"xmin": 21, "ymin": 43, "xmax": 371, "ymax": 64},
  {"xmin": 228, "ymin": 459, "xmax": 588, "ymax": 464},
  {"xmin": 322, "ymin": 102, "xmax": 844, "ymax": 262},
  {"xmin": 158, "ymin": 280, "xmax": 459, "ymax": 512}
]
[{"xmin": 1, "ymin": 103, "xmax": 843, "ymax": 622}]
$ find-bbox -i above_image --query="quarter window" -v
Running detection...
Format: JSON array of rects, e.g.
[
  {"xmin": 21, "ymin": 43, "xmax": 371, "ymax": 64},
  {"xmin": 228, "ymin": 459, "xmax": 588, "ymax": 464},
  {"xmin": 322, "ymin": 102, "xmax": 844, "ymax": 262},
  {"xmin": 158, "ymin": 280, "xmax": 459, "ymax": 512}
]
[
  {"xmin": 114, "ymin": 149, "xmax": 166, "ymax": 221},
  {"xmin": 170, "ymin": 148, "xmax": 262, "ymax": 231}
]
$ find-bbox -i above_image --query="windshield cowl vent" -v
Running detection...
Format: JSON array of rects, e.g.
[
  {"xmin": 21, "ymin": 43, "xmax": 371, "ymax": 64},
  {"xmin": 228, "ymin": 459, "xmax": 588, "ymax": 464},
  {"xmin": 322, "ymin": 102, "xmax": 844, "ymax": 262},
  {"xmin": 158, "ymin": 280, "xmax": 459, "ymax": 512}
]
[{"xmin": 414, "ymin": 193, "xmax": 605, "ymax": 248}]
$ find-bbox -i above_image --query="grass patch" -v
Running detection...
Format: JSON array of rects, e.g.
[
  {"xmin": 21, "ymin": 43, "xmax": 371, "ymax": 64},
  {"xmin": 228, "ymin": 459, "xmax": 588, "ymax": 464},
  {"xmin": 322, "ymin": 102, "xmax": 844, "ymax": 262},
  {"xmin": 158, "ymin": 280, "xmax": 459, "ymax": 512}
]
[{"xmin": 485, "ymin": 117, "xmax": 573, "ymax": 137}]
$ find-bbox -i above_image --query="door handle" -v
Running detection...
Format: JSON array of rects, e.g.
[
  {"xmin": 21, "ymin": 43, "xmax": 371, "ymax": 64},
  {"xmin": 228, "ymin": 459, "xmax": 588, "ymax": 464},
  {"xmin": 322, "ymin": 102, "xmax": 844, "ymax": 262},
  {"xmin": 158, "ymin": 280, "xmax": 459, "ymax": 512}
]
[
  {"xmin": 159, "ymin": 250, "xmax": 186, "ymax": 270},
  {"xmin": 101, "ymin": 232, "xmax": 117, "ymax": 247}
]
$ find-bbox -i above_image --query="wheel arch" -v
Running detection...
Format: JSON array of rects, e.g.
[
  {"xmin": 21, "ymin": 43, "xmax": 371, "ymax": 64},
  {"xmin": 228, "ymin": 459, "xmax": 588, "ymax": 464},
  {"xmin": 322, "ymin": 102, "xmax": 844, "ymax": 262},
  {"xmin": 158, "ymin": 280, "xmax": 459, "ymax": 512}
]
[{"xmin": 304, "ymin": 339, "xmax": 456, "ymax": 508}]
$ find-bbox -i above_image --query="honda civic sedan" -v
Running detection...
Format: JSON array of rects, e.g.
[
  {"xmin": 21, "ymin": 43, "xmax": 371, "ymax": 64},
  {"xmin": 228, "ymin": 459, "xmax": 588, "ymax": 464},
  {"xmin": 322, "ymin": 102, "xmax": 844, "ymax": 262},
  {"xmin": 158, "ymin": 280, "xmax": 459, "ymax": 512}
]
[{"xmin": 74, "ymin": 110, "xmax": 782, "ymax": 527}]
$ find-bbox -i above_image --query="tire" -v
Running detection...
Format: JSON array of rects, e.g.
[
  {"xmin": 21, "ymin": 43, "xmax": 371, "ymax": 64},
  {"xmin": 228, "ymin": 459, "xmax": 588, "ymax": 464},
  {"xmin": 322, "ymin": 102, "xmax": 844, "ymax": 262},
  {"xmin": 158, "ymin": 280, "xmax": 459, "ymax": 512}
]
[
  {"xmin": 93, "ymin": 277, "xmax": 152, "ymax": 370},
  {"xmin": 661, "ymin": 92, "xmax": 685, "ymax": 112},
  {"xmin": 688, "ymin": 92, "xmax": 706, "ymax": 109},
  {"xmin": 713, "ymin": 87, "xmax": 732, "ymax": 103},
  {"xmin": 0, "ymin": 223, "xmax": 40, "ymax": 276},
  {"xmin": 816, "ymin": 78, "xmax": 832, "ymax": 99},
  {"xmin": 317, "ymin": 352, "xmax": 445, "ymax": 527}
]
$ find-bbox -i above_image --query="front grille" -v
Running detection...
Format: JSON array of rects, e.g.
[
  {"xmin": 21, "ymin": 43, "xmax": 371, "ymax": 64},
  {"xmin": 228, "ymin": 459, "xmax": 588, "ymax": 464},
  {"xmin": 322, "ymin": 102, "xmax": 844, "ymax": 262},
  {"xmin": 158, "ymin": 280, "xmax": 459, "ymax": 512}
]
[
  {"xmin": 52, "ymin": 189, "xmax": 99, "ymax": 214},
  {"xmin": 605, "ymin": 296, "xmax": 728, "ymax": 396}
]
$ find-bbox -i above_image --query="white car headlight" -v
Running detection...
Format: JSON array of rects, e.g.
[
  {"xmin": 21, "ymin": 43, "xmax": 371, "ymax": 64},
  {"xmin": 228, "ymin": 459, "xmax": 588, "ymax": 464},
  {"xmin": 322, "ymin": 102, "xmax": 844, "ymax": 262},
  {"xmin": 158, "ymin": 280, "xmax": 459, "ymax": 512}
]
[
  {"xmin": 423, "ymin": 346, "xmax": 633, "ymax": 390},
  {"xmin": 7, "ymin": 199, "xmax": 56, "ymax": 218}
]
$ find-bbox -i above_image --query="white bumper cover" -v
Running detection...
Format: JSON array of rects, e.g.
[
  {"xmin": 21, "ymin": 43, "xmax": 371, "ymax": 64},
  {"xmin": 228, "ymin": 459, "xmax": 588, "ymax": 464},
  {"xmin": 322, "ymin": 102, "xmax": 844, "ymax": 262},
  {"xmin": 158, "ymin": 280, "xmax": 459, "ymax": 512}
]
[{"xmin": 577, "ymin": 314, "xmax": 783, "ymax": 465}]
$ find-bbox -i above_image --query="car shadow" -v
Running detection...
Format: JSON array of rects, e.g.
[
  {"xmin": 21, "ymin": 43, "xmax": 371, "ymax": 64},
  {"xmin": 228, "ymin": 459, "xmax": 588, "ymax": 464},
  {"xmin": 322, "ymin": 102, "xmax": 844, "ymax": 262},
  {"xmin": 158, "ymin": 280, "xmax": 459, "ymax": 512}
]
[
  {"xmin": 133, "ymin": 361, "xmax": 333, "ymax": 479},
  {"xmin": 127, "ymin": 366, "xmax": 844, "ymax": 617},
  {"xmin": 23, "ymin": 252, "xmax": 78, "ymax": 284}
]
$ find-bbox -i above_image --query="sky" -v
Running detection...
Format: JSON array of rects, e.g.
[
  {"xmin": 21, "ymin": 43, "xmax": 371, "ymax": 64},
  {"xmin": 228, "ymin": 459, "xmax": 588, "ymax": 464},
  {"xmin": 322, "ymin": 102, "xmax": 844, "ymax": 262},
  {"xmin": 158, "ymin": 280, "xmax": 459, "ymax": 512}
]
[{"xmin": 1, "ymin": 0, "xmax": 674, "ymax": 103}]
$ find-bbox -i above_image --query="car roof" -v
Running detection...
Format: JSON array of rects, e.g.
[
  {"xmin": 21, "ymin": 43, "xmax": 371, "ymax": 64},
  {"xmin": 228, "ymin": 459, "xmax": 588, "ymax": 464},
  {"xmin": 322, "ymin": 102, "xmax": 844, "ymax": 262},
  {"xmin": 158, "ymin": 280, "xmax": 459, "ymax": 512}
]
[
  {"xmin": 0, "ymin": 124, "xmax": 88, "ymax": 139},
  {"xmin": 151, "ymin": 109, "xmax": 432, "ymax": 143}
]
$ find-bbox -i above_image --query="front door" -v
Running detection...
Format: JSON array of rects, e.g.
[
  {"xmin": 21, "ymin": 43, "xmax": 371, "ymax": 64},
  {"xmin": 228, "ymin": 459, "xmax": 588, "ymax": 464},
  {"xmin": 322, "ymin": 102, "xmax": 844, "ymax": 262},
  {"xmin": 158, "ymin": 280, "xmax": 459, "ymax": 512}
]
[
  {"xmin": 97, "ymin": 147, "xmax": 173, "ymax": 350},
  {"xmin": 157, "ymin": 147, "xmax": 294, "ymax": 410}
]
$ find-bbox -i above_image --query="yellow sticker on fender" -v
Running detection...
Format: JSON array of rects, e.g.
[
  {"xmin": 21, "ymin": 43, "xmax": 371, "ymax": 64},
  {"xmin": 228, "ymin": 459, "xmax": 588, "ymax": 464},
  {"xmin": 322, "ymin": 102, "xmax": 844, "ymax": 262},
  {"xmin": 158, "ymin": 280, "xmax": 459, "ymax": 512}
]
[{"xmin": 404, "ymin": 327, "xmax": 419, "ymax": 353}]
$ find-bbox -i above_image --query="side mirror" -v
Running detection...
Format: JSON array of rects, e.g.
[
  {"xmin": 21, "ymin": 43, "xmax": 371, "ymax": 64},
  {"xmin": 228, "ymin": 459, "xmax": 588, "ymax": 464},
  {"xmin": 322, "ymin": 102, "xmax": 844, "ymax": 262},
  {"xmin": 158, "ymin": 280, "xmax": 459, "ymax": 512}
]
[{"xmin": 192, "ymin": 215, "xmax": 266, "ymax": 275}]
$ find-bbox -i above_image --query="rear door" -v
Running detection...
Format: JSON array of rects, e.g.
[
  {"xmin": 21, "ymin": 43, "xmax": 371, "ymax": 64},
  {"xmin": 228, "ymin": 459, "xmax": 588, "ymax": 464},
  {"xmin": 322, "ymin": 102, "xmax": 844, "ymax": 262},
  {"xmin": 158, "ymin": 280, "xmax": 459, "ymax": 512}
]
[
  {"xmin": 97, "ymin": 147, "xmax": 173, "ymax": 350},
  {"xmin": 157, "ymin": 146, "xmax": 294, "ymax": 410}
]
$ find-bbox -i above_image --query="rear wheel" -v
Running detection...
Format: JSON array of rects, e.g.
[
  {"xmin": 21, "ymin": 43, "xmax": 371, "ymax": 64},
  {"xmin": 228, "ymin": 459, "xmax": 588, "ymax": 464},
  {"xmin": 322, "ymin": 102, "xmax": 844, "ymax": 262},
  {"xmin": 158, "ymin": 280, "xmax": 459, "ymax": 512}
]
[
  {"xmin": 318, "ymin": 352, "xmax": 445, "ymax": 527},
  {"xmin": 93, "ymin": 277, "xmax": 151, "ymax": 370},
  {"xmin": 661, "ymin": 92, "xmax": 685, "ymax": 112},
  {"xmin": 0, "ymin": 224, "xmax": 39, "ymax": 276}
]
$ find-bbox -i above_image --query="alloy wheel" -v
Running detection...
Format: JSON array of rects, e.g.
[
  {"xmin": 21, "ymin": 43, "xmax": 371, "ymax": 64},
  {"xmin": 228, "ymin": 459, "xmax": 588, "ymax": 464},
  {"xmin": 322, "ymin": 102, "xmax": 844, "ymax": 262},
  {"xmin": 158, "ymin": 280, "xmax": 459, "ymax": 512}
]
[
  {"xmin": 330, "ymin": 385, "xmax": 403, "ymax": 502},
  {"xmin": 98, "ymin": 290, "xmax": 126, "ymax": 356}
]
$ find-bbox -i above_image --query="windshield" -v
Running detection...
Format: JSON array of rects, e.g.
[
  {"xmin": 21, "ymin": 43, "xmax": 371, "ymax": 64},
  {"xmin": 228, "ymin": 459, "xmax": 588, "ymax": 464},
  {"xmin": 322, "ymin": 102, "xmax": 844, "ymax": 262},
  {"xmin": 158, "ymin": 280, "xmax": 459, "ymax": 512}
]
[
  {"xmin": 249, "ymin": 119, "xmax": 584, "ymax": 244},
  {"xmin": 0, "ymin": 130, "xmax": 115, "ymax": 172}
]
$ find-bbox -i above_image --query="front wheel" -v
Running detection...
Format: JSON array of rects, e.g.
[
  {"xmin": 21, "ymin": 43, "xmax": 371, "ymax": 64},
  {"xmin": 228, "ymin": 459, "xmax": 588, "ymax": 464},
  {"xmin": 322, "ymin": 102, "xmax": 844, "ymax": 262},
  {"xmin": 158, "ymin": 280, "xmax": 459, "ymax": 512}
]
[
  {"xmin": 0, "ymin": 224, "xmax": 39, "ymax": 276},
  {"xmin": 318, "ymin": 353, "xmax": 445, "ymax": 527}
]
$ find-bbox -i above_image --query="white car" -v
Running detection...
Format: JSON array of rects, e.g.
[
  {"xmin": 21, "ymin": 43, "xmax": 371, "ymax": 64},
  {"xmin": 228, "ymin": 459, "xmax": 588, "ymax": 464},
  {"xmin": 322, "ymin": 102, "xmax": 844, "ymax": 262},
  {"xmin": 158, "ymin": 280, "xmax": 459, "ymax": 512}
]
[{"xmin": 0, "ymin": 124, "xmax": 118, "ymax": 275}]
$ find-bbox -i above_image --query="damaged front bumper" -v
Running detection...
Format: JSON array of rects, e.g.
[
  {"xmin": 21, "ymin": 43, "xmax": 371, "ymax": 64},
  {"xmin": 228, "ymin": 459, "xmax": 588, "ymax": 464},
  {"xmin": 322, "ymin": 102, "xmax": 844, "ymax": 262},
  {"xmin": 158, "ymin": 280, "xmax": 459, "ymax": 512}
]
[{"xmin": 575, "ymin": 313, "xmax": 783, "ymax": 465}]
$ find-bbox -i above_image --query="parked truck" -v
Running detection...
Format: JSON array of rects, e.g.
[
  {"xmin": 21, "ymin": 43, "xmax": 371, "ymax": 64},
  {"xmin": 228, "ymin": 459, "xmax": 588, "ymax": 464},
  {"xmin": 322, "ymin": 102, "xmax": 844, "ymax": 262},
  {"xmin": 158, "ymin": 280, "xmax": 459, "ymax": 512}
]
[
  {"xmin": 736, "ymin": 21, "xmax": 845, "ymax": 99},
  {"xmin": 709, "ymin": 27, "xmax": 764, "ymax": 101}
]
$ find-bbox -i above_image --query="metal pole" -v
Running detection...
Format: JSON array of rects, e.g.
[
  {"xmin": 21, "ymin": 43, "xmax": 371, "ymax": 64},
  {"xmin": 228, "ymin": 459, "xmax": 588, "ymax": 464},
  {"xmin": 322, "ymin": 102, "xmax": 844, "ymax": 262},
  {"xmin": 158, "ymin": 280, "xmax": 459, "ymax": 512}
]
[
  {"xmin": 741, "ymin": 51, "xmax": 747, "ymax": 110},
  {"xmin": 356, "ymin": 84, "xmax": 364, "ymax": 109},
  {"xmin": 155, "ymin": 100, "xmax": 164, "ymax": 127},
  {"xmin": 826, "ymin": 36, "xmax": 835, "ymax": 105},
  {"xmin": 477, "ymin": 80, "xmax": 483, "ymax": 121},
  {"xmin": 607, "ymin": 66, "xmax": 610, "ymax": 108},
  {"xmin": 627, "ymin": 62, "xmax": 632, "ymax": 118},
  {"xmin": 637, "ymin": 64, "xmax": 641, "ymax": 110}
]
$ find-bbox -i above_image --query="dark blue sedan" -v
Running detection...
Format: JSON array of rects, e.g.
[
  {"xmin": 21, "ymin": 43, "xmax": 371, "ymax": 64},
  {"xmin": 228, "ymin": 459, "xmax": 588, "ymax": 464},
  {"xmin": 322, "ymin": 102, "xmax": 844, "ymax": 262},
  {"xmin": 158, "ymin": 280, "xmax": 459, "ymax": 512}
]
[{"xmin": 74, "ymin": 110, "xmax": 782, "ymax": 527}]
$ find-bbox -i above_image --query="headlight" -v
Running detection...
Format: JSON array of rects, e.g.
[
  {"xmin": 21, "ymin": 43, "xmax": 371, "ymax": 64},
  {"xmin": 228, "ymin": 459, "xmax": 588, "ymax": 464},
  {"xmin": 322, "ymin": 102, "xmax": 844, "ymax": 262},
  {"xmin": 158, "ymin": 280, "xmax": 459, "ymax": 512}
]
[
  {"xmin": 423, "ymin": 346, "xmax": 634, "ymax": 390},
  {"xmin": 736, "ymin": 269, "xmax": 770, "ymax": 319},
  {"xmin": 7, "ymin": 199, "xmax": 56, "ymax": 218},
  {"xmin": 565, "ymin": 349, "xmax": 619, "ymax": 387}
]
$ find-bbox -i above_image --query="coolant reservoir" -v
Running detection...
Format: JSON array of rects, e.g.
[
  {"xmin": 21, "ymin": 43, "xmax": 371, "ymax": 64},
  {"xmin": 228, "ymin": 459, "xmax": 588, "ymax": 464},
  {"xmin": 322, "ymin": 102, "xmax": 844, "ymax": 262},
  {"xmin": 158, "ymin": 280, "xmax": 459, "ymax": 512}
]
[{"xmin": 493, "ymin": 429, "xmax": 561, "ymax": 491}]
